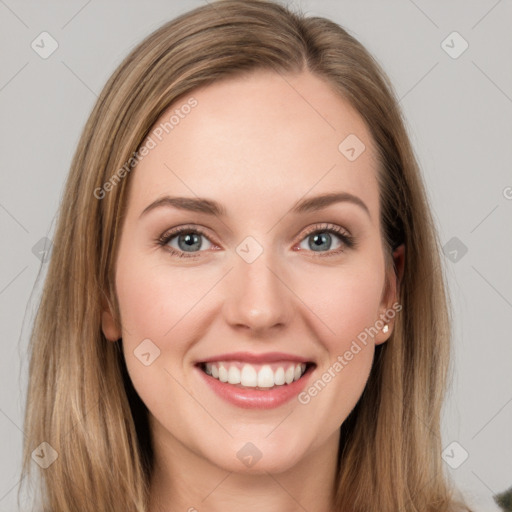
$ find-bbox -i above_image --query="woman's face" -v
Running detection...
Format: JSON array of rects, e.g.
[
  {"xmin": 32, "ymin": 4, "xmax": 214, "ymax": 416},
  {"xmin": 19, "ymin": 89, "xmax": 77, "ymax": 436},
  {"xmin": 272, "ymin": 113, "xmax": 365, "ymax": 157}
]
[{"xmin": 102, "ymin": 69, "xmax": 400, "ymax": 475}]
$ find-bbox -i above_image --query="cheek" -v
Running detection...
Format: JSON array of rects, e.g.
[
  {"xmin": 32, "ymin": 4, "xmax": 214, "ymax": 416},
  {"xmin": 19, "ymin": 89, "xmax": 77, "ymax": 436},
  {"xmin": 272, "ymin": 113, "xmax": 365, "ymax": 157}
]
[
  {"xmin": 115, "ymin": 259, "xmax": 196, "ymax": 421},
  {"xmin": 295, "ymin": 257, "xmax": 386, "ymax": 348},
  {"xmin": 292, "ymin": 256, "xmax": 385, "ymax": 418},
  {"xmin": 114, "ymin": 253, "xmax": 211, "ymax": 392},
  {"xmin": 115, "ymin": 252, "xmax": 198, "ymax": 341}
]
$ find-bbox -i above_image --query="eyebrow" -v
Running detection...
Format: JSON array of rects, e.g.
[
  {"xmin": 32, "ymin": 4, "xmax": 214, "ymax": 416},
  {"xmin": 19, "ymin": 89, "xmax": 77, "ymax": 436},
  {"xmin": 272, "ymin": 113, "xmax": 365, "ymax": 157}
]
[{"xmin": 139, "ymin": 192, "xmax": 370, "ymax": 219}]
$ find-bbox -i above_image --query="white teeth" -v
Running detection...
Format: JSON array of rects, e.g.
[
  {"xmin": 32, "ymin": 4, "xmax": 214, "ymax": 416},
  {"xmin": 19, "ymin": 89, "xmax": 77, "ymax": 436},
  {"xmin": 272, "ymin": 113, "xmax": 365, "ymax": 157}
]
[
  {"xmin": 240, "ymin": 364, "xmax": 258, "ymax": 386},
  {"xmin": 218, "ymin": 364, "xmax": 228, "ymax": 383},
  {"xmin": 227, "ymin": 365, "xmax": 241, "ymax": 385},
  {"xmin": 203, "ymin": 361, "xmax": 308, "ymax": 388},
  {"xmin": 285, "ymin": 366, "xmax": 295, "ymax": 384},
  {"xmin": 274, "ymin": 366, "xmax": 285, "ymax": 385},
  {"xmin": 257, "ymin": 365, "xmax": 274, "ymax": 388}
]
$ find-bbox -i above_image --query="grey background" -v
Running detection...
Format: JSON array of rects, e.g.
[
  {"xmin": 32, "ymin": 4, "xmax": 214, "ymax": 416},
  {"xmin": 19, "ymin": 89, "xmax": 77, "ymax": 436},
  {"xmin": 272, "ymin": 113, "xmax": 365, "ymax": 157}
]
[{"xmin": 1, "ymin": 0, "xmax": 511, "ymax": 510}]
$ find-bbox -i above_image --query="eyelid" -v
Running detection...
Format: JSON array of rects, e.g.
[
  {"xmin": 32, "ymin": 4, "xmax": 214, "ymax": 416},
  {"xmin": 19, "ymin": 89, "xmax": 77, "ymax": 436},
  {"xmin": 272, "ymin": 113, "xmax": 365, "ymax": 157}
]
[{"xmin": 299, "ymin": 223, "xmax": 352, "ymax": 239}]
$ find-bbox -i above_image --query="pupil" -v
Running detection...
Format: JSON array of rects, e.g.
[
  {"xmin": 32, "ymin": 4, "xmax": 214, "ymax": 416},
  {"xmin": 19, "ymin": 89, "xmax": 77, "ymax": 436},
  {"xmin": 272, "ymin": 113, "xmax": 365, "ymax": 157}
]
[
  {"xmin": 311, "ymin": 233, "xmax": 330, "ymax": 251},
  {"xmin": 179, "ymin": 233, "xmax": 201, "ymax": 251}
]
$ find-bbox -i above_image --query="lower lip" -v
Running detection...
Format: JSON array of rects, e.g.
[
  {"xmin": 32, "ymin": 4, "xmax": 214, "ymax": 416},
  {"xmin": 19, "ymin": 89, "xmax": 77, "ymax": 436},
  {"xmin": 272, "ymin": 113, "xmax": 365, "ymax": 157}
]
[{"xmin": 196, "ymin": 365, "xmax": 314, "ymax": 409}]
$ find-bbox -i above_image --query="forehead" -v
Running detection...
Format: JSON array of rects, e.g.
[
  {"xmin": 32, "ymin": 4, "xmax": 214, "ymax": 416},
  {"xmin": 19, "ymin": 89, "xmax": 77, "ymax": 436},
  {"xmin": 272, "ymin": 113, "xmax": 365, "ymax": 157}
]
[{"xmin": 127, "ymin": 69, "xmax": 380, "ymax": 221}]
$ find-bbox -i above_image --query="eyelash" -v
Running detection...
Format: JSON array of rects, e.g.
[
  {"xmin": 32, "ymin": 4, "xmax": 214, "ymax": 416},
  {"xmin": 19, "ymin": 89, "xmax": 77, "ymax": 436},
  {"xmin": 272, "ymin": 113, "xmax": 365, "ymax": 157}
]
[{"xmin": 156, "ymin": 223, "xmax": 356, "ymax": 259}]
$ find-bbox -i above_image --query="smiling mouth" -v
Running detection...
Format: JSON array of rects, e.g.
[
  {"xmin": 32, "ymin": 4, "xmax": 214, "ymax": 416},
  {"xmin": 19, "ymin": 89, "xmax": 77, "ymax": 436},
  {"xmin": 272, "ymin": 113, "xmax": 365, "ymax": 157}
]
[{"xmin": 198, "ymin": 361, "xmax": 315, "ymax": 389}]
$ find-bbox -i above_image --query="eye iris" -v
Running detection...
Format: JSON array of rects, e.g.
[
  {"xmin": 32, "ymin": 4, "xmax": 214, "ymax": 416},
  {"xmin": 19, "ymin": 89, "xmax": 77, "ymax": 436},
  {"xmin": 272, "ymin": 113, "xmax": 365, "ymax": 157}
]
[
  {"xmin": 178, "ymin": 233, "xmax": 202, "ymax": 252},
  {"xmin": 309, "ymin": 232, "xmax": 331, "ymax": 251}
]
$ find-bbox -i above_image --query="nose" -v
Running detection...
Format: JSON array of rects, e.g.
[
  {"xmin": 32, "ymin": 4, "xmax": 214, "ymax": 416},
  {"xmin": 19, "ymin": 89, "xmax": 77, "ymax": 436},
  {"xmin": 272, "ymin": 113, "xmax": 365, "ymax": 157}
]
[{"xmin": 222, "ymin": 250, "xmax": 293, "ymax": 334}]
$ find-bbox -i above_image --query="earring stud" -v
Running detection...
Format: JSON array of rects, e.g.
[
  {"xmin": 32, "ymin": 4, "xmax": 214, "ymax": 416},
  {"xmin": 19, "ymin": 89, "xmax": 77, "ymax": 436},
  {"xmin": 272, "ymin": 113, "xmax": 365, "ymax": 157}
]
[{"xmin": 382, "ymin": 324, "xmax": 389, "ymax": 333}]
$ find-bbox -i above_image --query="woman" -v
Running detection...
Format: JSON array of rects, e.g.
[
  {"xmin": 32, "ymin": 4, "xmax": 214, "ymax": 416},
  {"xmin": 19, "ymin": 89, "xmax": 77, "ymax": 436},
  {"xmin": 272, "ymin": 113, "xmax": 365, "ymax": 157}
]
[{"xmin": 20, "ymin": 1, "xmax": 474, "ymax": 511}]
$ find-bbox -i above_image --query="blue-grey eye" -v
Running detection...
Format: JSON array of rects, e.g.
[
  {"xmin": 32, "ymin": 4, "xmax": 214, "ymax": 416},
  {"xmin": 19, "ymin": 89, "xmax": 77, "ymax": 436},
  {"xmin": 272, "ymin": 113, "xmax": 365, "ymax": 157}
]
[
  {"xmin": 299, "ymin": 231, "xmax": 343, "ymax": 252},
  {"xmin": 168, "ymin": 231, "xmax": 213, "ymax": 252}
]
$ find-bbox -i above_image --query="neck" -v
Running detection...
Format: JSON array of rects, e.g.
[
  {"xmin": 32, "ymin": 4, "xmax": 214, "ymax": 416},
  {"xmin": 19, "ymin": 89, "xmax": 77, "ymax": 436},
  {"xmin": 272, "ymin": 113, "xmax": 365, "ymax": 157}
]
[{"xmin": 147, "ymin": 421, "xmax": 339, "ymax": 512}]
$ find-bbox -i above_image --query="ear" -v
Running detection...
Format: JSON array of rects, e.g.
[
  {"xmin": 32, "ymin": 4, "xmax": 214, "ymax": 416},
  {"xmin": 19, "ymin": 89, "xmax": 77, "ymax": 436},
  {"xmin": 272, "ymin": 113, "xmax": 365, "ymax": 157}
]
[
  {"xmin": 101, "ymin": 298, "xmax": 122, "ymax": 342},
  {"xmin": 375, "ymin": 243, "xmax": 405, "ymax": 345}
]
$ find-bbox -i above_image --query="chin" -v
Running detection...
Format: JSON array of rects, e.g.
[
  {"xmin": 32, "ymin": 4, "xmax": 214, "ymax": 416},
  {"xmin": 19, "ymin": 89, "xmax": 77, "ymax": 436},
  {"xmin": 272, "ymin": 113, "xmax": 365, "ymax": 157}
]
[{"xmin": 199, "ymin": 431, "xmax": 314, "ymax": 475}]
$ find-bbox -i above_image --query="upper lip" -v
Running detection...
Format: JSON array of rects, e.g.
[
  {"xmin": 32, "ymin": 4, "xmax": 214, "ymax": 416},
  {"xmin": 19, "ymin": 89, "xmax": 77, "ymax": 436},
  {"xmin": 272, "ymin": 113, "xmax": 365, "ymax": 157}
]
[{"xmin": 197, "ymin": 352, "xmax": 314, "ymax": 364}]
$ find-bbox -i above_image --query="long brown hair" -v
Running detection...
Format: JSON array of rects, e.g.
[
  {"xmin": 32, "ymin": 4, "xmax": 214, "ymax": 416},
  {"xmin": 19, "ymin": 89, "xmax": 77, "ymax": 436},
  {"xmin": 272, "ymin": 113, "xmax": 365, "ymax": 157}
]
[{"xmin": 20, "ymin": 1, "xmax": 472, "ymax": 510}]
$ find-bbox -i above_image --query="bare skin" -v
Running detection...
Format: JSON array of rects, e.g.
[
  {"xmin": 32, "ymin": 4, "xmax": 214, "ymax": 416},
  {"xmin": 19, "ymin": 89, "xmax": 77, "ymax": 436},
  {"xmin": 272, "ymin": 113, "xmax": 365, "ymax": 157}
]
[{"xmin": 102, "ymin": 69, "xmax": 404, "ymax": 512}]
